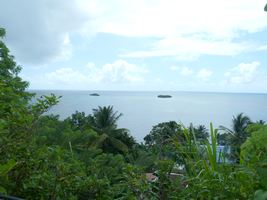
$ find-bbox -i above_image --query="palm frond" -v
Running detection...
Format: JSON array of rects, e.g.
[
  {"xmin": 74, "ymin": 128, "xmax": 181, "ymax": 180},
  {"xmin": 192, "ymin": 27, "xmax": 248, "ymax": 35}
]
[
  {"xmin": 218, "ymin": 125, "xmax": 234, "ymax": 135},
  {"xmin": 90, "ymin": 133, "xmax": 108, "ymax": 148},
  {"xmin": 109, "ymin": 136, "xmax": 129, "ymax": 153}
]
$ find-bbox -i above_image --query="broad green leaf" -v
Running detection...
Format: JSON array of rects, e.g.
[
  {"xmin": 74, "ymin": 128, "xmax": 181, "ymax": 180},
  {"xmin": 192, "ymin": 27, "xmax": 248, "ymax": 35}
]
[{"xmin": 0, "ymin": 160, "xmax": 16, "ymax": 176}]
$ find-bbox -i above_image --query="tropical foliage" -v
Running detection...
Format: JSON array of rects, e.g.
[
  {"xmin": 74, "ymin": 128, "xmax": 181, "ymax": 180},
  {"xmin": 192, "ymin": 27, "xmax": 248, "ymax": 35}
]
[
  {"xmin": 241, "ymin": 124, "xmax": 267, "ymax": 192},
  {"xmin": 219, "ymin": 113, "xmax": 251, "ymax": 162},
  {"xmin": 1, "ymin": 27, "xmax": 267, "ymax": 199}
]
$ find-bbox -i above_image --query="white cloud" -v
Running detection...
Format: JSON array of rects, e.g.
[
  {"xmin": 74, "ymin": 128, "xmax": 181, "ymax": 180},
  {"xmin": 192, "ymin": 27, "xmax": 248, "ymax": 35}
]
[
  {"xmin": 94, "ymin": 60, "xmax": 148, "ymax": 83},
  {"xmin": 45, "ymin": 68, "xmax": 88, "ymax": 85},
  {"xmin": 121, "ymin": 36, "xmax": 258, "ymax": 60},
  {"xmin": 1, "ymin": 0, "xmax": 267, "ymax": 64},
  {"xmin": 59, "ymin": 34, "xmax": 72, "ymax": 60},
  {"xmin": 224, "ymin": 61, "xmax": 260, "ymax": 84},
  {"xmin": 45, "ymin": 60, "xmax": 148, "ymax": 88},
  {"xmin": 0, "ymin": 0, "xmax": 88, "ymax": 64},
  {"xmin": 197, "ymin": 68, "xmax": 213, "ymax": 81},
  {"xmin": 84, "ymin": 0, "xmax": 267, "ymax": 39},
  {"xmin": 88, "ymin": 0, "xmax": 267, "ymax": 59}
]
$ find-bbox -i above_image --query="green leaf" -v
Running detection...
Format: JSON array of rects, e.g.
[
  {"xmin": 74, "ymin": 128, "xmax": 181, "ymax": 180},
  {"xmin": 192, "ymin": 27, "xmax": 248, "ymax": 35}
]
[
  {"xmin": 254, "ymin": 190, "xmax": 267, "ymax": 200},
  {"xmin": 0, "ymin": 186, "xmax": 7, "ymax": 194},
  {"xmin": 0, "ymin": 160, "xmax": 16, "ymax": 176}
]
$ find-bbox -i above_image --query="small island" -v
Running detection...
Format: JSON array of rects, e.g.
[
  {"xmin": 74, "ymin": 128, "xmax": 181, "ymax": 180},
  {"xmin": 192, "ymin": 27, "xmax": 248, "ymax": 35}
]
[
  {"xmin": 90, "ymin": 93, "xmax": 100, "ymax": 96},
  {"xmin": 157, "ymin": 95, "xmax": 172, "ymax": 98}
]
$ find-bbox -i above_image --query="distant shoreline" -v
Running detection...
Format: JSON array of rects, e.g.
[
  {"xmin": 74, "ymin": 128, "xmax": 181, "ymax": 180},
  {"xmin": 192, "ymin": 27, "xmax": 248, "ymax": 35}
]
[{"xmin": 28, "ymin": 89, "xmax": 267, "ymax": 95}]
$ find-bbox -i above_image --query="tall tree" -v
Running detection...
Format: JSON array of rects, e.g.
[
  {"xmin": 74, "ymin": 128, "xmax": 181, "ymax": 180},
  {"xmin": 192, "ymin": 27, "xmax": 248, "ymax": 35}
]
[
  {"xmin": 0, "ymin": 27, "xmax": 59, "ymax": 132},
  {"xmin": 89, "ymin": 106, "xmax": 135, "ymax": 154},
  {"xmin": 219, "ymin": 113, "xmax": 251, "ymax": 163},
  {"xmin": 0, "ymin": 28, "xmax": 59, "ymax": 195},
  {"xmin": 144, "ymin": 121, "xmax": 184, "ymax": 161},
  {"xmin": 89, "ymin": 106, "xmax": 122, "ymax": 132},
  {"xmin": 144, "ymin": 121, "xmax": 184, "ymax": 146},
  {"xmin": 0, "ymin": 28, "xmax": 33, "ymax": 128}
]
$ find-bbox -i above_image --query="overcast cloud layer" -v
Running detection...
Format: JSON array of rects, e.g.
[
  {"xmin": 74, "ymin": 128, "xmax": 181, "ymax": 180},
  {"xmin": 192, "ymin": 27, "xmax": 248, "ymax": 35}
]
[{"xmin": 1, "ymin": 0, "xmax": 267, "ymax": 92}]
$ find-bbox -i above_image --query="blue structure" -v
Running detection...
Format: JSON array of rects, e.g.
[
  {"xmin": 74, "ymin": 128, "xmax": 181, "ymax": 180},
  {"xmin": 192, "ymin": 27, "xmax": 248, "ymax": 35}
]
[{"xmin": 216, "ymin": 145, "xmax": 231, "ymax": 163}]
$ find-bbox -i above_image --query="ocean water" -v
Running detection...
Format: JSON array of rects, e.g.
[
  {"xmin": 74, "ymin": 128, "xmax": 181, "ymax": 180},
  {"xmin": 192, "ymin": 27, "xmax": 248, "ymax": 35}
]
[{"xmin": 32, "ymin": 90, "xmax": 267, "ymax": 142}]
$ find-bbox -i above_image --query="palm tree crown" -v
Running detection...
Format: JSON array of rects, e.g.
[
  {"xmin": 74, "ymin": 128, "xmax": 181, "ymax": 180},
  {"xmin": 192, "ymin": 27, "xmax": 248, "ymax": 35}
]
[
  {"xmin": 219, "ymin": 113, "xmax": 251, "ymax": 163},
  {"xmin": 89, "ymin": 106, "xmax": 135, "ymax": 154},
  {"xmin": 90, "ymin": 106, "xmax": 122, "ymax": 133}
]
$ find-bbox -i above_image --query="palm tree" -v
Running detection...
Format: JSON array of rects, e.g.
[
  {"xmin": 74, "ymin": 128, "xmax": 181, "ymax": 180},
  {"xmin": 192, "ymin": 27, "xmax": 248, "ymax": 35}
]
[
  {"xmin": 89, "ymin": 106, "xmax": 135, "ymax": 154},
  {"xmin": 89, "ymin": 106, "xmax": 122, "ymax": 133},
  {"xmin": 219, "ymin": 113, "xmax": 251, "ymax": 163},
  {"xmin": 189, "ymin": 124, "xmax": 209, "ymax": 144}
]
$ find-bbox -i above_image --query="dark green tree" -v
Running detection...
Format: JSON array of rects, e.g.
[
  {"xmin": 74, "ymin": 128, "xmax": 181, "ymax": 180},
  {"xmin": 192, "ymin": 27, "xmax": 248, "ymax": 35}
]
[
  {"xmin": 241, "ymin": 124, "xmax": 267, "ymax": 191},
  {"xmin": 189, "ymin": 124, "xmax": 209, "ymax": 144},
  {"xmin": 67, "ymin": 111, "xmax": 91, "ymax": 131},
  {"xmin": 0, "ymin": 27, "xmax": 59, "ymax": 196},
  {"xmin": 219, "ymin": 113, "xmax": 251, "ymax": 163},
  {"xmin": 144, "ymin": 121, "xmax": 184, "ymax": 162},
  {"xmin": 144, "ymin": 121, "xmax": 184, "ymax": 146},
  {"xmin": 89, "ymin": 106, "xmax": 135, "ymax": 154},
  {"xmin": 89, "ymin": 106, "xmax": 122, "ymax": 132},
  {"xmin": 0, "ymin": 27, "xmax": 59, "ymax": 139},
  {"xmin": 0, "ymin": 27, "xmax": 33, "ymax": 129}
]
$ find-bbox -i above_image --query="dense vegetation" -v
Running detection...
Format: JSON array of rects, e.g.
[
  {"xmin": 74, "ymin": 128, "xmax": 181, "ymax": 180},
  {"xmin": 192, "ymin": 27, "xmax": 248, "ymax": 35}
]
[{"xmin": 1, "ymin": 28, "xmax": 267, "ymax": 199}]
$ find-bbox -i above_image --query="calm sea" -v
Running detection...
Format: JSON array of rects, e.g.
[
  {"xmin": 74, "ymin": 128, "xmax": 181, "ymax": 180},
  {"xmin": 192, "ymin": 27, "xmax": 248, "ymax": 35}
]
[{"xmin": 32, "ymin": 90, "xmax": 267, "ymax": 142}]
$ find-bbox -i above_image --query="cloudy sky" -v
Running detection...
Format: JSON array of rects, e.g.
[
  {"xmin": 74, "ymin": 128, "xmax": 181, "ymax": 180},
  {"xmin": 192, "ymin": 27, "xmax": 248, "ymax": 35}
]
[{"xmin": 1, "ymin": 0, "xmax": 267, "ymax": 92}]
